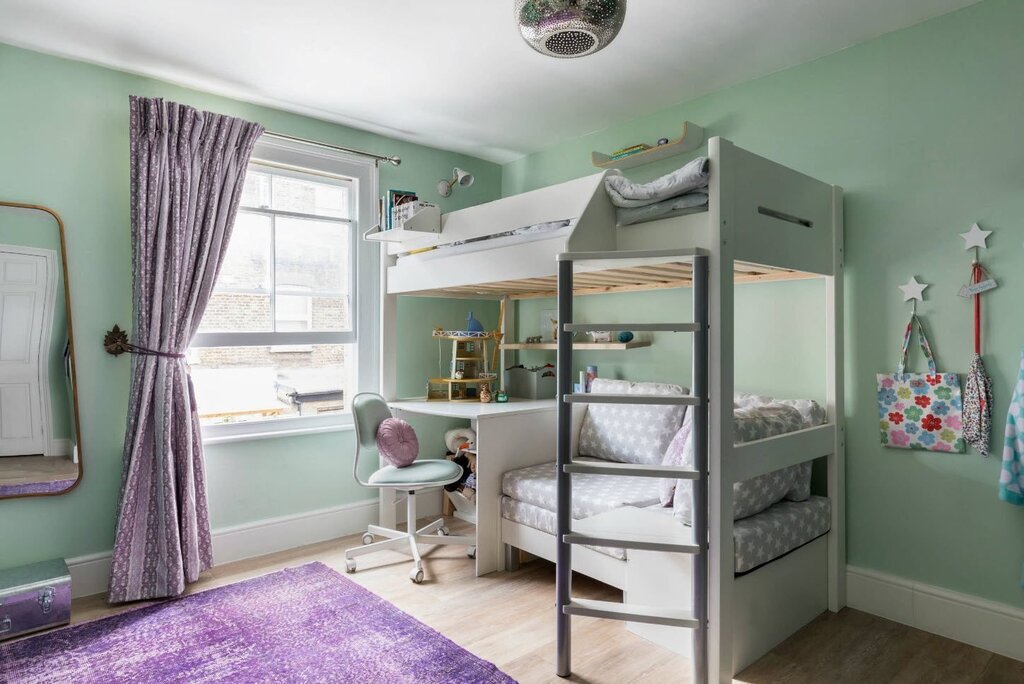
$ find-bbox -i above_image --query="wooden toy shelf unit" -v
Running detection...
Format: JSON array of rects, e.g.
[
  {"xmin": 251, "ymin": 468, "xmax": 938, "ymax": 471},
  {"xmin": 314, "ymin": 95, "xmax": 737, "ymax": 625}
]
[
  {"xmin": 427, "ymin": 329, "xmax": 500, "ymax": 402},
  {"xmin": 373, "ymin": 137, "xmax": 844, "ymax": 684}
]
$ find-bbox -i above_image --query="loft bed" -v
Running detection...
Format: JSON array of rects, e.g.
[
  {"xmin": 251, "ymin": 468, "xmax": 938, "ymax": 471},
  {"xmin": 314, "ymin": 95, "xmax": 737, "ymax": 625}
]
[{"xmin": 375, "ymin": 137, "xmax": 844, "ymax": 683}]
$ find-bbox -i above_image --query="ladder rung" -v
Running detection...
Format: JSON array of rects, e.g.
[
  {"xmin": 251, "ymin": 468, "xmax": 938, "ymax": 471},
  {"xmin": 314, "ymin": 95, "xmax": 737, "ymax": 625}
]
[
  {"xmin": 563, "ymin": 532, "xmax": 699, "ymax": 554},
  {"xmin": 563, "ymin": 323, "xmax": 700, "ymax": 333},
  {"xmin": 564, "ymin": 393, "xmax": 699, "ymax": 406},
  {"xmin": 563, "ymin": 599, "xmax": 699, "ymax": 628},
  {"xmin": 564, "ymin": 462, "xmax": 699, "ymax": 479}
]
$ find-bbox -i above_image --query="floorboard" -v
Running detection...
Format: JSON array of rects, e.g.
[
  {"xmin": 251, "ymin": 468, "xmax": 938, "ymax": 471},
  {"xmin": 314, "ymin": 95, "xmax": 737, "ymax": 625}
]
[{"xmin": 69, "ymin": 519, "xmax": 1021, "ymax": 683}]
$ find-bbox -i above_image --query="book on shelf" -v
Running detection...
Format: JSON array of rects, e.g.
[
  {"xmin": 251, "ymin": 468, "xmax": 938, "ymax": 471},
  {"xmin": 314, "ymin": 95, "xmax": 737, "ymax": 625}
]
[{"xmin": 384, "ymin": 189, "xmax": 417, "ymax": 230}]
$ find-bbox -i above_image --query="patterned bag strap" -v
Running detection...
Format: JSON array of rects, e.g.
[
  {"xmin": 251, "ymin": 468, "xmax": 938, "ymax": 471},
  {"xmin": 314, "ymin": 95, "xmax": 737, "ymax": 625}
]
[
  {"xmin": 898, "ymin": 313, "xmax": 938, "ymax": 375},
  {"xmin": 972, "ymin": 262, "xmax": 984, "ymax": 355}
]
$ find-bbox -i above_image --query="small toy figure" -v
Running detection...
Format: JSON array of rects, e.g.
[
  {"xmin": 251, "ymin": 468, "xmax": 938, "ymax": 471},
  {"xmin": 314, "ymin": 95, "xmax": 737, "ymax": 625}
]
[
  {"xmin": 454, "ymin": 369, "xmax": 465, "ymax": 380},
  {"xmin": 480, "ymin": 383, "xmax": 492, "ymax": 403}
]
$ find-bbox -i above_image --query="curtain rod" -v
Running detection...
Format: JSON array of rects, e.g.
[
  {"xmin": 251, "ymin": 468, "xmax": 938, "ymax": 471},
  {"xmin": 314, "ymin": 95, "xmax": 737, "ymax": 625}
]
[{"xmin": 263, "ymin": 131, "xmax": 401, "ymax": 167}]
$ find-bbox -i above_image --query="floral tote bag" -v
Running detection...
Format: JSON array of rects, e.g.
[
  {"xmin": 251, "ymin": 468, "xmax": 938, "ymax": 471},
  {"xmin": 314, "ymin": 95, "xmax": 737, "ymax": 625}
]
[{"xmin": 877, "ymin": 314, "xmax": 965, "ymax": 453}]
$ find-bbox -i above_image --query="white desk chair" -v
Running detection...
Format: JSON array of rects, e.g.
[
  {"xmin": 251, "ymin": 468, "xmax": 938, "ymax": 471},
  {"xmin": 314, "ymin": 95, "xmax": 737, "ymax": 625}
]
[{"xmin": 344, "ymin": 392, "xmax": 475, "ymax": 583}]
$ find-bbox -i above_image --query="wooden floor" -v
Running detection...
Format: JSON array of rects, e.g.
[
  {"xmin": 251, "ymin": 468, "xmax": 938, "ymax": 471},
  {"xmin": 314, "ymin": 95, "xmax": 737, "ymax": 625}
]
[
  {"xmin": 72, "ymin": 519, "xmax": 1024, "ymax": 684},
  {"xmin": 0, "ymin": 455, "xmax": 77, "ymax": 485}
]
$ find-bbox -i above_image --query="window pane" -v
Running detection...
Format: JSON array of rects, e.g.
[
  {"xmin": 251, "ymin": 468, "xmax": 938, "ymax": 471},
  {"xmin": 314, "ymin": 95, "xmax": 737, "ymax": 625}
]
[
  {"xmin": 276, "ymin": 216, "xmax": 350, "ymax": 331},
  {"xmin": 241, "ymin": 170, "xmax": 271, "ymax": 208},
  {"xmin": 189, "ymin": 344, "xmax": 351, "ymax": 425},
  {"xmin": 271, "ymin": 174, "xmax": 349, "ymax": 218},
  {"xmin": 200, "ymin": 212, "xmax": 272, "ymax": 332}
]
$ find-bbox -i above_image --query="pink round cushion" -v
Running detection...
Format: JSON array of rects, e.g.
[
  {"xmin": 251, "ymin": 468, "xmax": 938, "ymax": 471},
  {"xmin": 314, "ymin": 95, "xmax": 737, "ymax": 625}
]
[{"xmin": 376, "ymin": 418, "xmax": 419, "ymax": 468}]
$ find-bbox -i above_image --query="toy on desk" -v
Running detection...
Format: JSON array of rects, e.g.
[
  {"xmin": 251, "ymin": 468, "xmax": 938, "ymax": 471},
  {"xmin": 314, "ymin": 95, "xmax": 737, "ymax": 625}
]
[
  {"xmin": 618, "ymin": 331, "xmax": 635, "ymax": 343},
  {"xmin": 589, "ymin": 330, "xmax": 613, "ymax": 343},
  {"xmin": 496, "ymin": 391, "xmax": 509, "ymax": 403},
  {"xmin": 525, "ymin": 335, "xmax": 543, "ymax": 344},
  {"xmin": 430, "ymin": 326, "xmax": 503, "ymax": 402}
]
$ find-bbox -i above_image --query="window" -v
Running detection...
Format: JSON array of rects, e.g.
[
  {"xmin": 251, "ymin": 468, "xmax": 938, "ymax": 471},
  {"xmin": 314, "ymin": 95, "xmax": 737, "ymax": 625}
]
[{"xmin": 191, "ymin": 137, "xmax": 378, "ymax": 441}]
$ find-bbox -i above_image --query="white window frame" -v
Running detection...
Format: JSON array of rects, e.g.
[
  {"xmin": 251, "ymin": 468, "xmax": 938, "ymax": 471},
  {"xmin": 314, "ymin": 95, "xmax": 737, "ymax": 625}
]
[{"xmin": 195, "ymin": 136, "xmax": 379, "ymax": 443}]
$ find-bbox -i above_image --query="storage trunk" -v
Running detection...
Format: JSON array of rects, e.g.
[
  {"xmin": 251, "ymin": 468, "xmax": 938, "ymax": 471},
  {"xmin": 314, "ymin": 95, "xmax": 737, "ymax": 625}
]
[{"xmin": 0, "ymin": 558, "xmax": 72, "ymax": 641}]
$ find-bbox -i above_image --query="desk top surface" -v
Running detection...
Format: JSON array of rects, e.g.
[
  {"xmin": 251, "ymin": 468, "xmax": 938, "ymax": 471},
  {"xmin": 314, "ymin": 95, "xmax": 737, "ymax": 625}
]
[{"xmin": 389, "ymin": 398, "xmax": 557, "ymax": 420}]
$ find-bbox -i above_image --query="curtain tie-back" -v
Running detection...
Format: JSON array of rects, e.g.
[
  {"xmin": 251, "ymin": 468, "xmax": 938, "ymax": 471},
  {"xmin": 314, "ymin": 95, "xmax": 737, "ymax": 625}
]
[{"xmin": 127, "ymin": 344, "xmax": 186, "ymax": 360}]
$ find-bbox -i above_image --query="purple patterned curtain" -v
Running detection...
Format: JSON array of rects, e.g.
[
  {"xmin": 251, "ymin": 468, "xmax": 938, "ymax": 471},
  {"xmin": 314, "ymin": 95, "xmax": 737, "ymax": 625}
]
[{"xmin": 108, "ymin": 97, "xmax": 264, "ymax": 603}]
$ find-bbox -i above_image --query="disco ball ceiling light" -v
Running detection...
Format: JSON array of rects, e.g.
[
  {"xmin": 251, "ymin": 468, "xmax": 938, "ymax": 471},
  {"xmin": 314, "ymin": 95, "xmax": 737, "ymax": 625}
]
[{"xmin": 515, "ymin": 0, "xmax": 627, "ymax": 58}]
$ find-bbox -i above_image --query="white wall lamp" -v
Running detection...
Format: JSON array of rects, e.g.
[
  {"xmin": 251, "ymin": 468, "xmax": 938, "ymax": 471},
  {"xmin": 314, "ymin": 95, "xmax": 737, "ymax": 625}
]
[{"xmin": 437, "ymin": 167, "xmax": 474, "ymax": 197}]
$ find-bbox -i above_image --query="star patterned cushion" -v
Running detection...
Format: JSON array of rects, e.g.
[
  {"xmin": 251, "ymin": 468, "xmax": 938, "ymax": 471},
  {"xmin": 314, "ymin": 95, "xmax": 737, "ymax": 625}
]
[{"xmin": 577, "ymin": 379, "xmax": 688, "ymax": 465}]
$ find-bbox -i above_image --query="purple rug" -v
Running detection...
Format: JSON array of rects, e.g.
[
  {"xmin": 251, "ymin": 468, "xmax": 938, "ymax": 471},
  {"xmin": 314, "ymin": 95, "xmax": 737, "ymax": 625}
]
[
  {"xmin": 0, "ymin": 562, "xmax": 516, "ymax": 683},
  {"xmin": 0, "ymin": 478, "xmax": 76, "ymax": 497}
]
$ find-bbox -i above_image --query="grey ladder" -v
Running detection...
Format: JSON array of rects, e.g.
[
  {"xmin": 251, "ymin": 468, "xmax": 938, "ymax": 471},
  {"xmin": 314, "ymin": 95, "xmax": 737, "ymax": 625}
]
[{"xmin": 555, "ymin": 249, "xmax": 709, "ymax": 684}]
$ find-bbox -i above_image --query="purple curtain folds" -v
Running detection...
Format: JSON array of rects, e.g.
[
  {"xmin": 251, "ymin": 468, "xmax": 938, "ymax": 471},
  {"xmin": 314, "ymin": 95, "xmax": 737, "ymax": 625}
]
[{"xmin": 108, "ymin": 97, "xmax": 264, "ymax": 603}]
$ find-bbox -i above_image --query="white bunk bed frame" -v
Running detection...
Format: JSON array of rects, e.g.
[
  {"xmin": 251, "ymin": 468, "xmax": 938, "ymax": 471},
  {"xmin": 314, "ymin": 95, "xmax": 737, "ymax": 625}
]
[{"xmin": 377, "ymin": 137, "xmax": 844, "ymax": 683}]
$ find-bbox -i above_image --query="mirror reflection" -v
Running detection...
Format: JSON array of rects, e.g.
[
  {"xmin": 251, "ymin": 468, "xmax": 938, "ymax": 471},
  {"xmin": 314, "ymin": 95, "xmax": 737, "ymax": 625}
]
[{"xmin": 0, "ymin": 203, "xmax": 81, "ymax": 498}]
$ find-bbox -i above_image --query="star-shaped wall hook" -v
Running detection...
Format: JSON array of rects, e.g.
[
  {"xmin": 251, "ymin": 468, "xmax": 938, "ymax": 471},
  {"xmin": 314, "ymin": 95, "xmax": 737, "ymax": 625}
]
[
  {"xmin": 960, "ymin": 223, "xmax": 992, "ymax": 250},
  {"xmin": 899, "ymin": 277, "xmax": 928, "ymax": 302}
]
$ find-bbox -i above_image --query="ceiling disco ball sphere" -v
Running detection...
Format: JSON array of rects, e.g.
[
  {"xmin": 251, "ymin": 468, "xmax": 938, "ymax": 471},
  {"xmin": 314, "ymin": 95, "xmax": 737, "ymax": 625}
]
[{"xmin": 515, "ymin": 0, "xmax": 627, "ymax": 58}]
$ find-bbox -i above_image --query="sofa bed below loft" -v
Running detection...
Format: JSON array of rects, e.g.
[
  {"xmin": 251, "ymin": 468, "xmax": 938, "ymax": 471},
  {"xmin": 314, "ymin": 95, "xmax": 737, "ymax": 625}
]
[{"xmin": 500, "ymin": 379, "xmax": 831, "ymax": 575}]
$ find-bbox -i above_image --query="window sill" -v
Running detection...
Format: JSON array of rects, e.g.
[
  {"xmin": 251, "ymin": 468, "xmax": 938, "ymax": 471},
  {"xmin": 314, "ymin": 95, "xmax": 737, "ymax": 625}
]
[{"xmin": 202, "ymin": 421, "xmax": 354, "ymax": 446}]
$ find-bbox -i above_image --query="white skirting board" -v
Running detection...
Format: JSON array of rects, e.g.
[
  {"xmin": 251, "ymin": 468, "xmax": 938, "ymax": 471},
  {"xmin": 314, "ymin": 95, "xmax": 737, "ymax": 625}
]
[
  {"xmin": 847, "ymin": 566, "xmax": 1024, "ymax": 663},
  {"xmin": 66, "ymin": 495, "xmax": 442, "ymax": 599}
]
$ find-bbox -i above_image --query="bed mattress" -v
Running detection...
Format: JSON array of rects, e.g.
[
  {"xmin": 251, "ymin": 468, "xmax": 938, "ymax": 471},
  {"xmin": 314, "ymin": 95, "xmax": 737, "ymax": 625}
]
[
  {"xmin": 501, "ymin": 465, "xmax": 831, "ymax": 573},
  {"xmin": 501, "ymin": 457, "xmax": 661, "ymax": 520}
]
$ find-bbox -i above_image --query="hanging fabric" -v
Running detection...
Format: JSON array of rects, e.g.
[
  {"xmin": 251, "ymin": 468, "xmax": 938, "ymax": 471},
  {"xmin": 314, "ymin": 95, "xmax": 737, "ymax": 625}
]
[
  {"xmin": 1000, "ymin": 349, "xmax": 1024, "ymax": 505},
  {"xmin": 107, "ymin": 97, "xmax": 264, "ymax": 603},
  {"xmin": 963, "ymin": 262, "xmax": 994, "ymax": 455}
]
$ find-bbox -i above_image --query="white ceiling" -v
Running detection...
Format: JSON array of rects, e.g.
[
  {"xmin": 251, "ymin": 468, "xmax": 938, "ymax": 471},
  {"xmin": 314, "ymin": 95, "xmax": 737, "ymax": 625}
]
[{"xmin": 0, "ymin": 0, "xmax": 977, "ymax": 163}]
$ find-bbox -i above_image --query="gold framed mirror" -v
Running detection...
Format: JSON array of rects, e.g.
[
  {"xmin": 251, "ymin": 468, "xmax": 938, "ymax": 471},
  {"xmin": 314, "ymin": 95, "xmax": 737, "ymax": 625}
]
[{"xmin": 0, "ymin": 201, "xmax": 83, "ymax": 499}]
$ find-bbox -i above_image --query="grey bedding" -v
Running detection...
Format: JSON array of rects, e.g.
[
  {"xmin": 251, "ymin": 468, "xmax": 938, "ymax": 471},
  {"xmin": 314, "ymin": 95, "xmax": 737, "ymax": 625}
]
[
  {"xmin": 604, "ymin": 157, "xmax": 710, "ymax": 208},
  {"xmin": 500, "ymin": 492, "xmax": 831, "ymax": 571},
  {"xmin": 501, "ymin": 457, "xmax": 661, "ymax": 520}
]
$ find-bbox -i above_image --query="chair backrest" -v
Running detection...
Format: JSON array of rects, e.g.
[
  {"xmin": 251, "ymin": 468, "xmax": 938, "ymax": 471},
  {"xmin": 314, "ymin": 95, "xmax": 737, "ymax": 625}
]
[{"xmin": 350, "ymin": 393, "xmax": 394, "ymax": 487}]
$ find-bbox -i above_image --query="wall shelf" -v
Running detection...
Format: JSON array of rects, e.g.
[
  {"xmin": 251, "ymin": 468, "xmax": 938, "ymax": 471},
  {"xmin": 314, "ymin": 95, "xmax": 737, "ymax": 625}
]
[
  {"xmin": 501, "ymin": 340, "xmax": 651, "ymax": 351},
  {"xmin": 591, "ymin": 122, "xmax": 704, "ymax": 170}
]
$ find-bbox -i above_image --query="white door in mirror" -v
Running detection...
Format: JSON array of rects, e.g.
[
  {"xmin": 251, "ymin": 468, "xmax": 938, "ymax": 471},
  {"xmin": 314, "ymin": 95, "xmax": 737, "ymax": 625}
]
[{"xmin": 0, "ymin": 249, "xmax": 48, "ymax": 457}]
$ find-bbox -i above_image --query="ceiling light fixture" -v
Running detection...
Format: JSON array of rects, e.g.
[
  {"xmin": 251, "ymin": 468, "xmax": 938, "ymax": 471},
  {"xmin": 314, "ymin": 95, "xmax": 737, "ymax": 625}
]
[
  {"xmin": 515, "ymin": 0, "xmax": 626, "ymax": 59},
  {"xmin": 437, "ymin": 168, "xmax": 475, "ymax": 198}
]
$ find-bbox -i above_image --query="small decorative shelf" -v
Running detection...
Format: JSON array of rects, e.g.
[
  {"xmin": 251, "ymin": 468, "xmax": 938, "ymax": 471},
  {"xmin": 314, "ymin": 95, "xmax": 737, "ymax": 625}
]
[
  {"xmin": 501, "ymin": 340, "xmax": 651, "ymax": 351},
  {"xmin": 363, "ymin": 204, "xmax": 442, "ymax": 243},
  {"xmin": 592, "ymin": 122, "xmax": 704, "ymax": 170}
]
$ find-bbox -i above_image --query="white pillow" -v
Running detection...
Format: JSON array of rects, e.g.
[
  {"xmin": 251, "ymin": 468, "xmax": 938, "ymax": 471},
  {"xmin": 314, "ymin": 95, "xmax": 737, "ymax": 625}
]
[{"xmin": 578, "ymin": 378, "xmax": 687, "ymax": 465}]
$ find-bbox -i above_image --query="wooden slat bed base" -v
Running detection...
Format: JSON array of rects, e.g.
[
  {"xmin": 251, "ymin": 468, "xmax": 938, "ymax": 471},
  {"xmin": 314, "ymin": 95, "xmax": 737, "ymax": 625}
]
[{"xmin": 408, "ymin": 260, "xmax": 817, "ymax": 300}]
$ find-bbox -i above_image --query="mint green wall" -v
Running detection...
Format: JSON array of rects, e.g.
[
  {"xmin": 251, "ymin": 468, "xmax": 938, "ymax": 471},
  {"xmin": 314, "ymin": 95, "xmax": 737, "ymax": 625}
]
[
  {"xmin": 514, "ymin": 280, "xmax": 825, "ymax": 404},
  {"xmin": 0, "ymin": 43, "xmax": 502, "ymax": 568},
  {"xmin": 0, "ymin": 209, "xmax": 72, "ymax": 439},
  {"xmin": 505, "ymin": 0, "xmax": 1024, "ymax": 607}
]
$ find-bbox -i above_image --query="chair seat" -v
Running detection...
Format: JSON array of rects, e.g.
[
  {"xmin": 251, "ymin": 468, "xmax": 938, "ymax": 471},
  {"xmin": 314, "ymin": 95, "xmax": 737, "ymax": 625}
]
[{"xmin": 368, "ymin": 459, "xmax": 463, "ymax": 488}]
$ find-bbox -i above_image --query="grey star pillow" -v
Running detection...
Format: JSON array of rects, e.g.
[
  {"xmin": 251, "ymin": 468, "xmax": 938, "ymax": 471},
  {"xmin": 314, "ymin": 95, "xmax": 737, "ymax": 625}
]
[{"xmin": 578, "ymin": 378, "xmax": 688, "ymax": 465}]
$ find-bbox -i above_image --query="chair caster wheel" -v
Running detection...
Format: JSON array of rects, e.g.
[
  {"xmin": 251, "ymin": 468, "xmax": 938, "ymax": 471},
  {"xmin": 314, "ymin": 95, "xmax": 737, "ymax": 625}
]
[
  {"xmin": 362, "ymin": 533, "xmax": 374, "ymax": 545},
  {"xmin": 345, "ymin": 559, "xmax": 356, "ymax": 573},
  {"xmin": 410, "ymin": 567, "xmax": 425, "ymax": 584},
  {"xmin": 467, "ymin": 546, "xmax": 476, "ymax": 559},
  {"xmin": 438, "ymin": 527, "xmax": 449, "ymax": 536}
]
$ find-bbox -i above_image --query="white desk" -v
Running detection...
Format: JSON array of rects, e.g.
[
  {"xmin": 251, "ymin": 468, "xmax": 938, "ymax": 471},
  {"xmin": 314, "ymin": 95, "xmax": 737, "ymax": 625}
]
[{"xmin": 387, "ymin": 398, "xmax": 557, "ymax": 576}]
